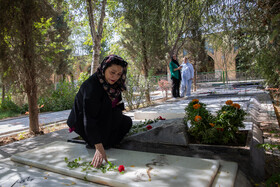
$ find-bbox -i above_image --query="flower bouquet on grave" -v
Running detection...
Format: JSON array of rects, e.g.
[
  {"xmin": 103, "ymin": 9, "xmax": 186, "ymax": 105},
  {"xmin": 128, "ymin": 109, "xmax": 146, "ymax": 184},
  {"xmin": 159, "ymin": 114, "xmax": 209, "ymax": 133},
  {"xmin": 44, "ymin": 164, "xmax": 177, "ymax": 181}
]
[
  {"xmin": 184, "ymin": 99, "xmax": 247, "ymax": 145},
  {"xmin": 127, "ymin": 116, "xmax": 166, "ymax": 136}
]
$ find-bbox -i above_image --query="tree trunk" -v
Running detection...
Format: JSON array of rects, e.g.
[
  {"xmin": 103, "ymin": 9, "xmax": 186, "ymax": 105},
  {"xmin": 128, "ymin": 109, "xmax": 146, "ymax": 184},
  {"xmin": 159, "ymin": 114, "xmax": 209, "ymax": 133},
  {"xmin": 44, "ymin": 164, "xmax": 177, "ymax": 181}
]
[
  {"xmin": 141, "ymin": 28, "xmax": 151, "ymax": 104},
  {"xmin": 22, "ymin": 2, "xmax": 40, "ymax": 134},
  {"xmin": 1, "ymin": 83, "xmax": 4, "ymax": 103},
  {"xmin": 92, "ymin": 39, "xmax": 101, "ymax": 72},
  {"xmin": 86, "ymin": 0, "xmax": 107, "ymax": 75},
  {"xmin": 26, "ymin": 83, "xmax": 39, "ymax": 134},
  {"xmin": 193, "ymin": 62, "xmax": 197, "ymax": 91}
]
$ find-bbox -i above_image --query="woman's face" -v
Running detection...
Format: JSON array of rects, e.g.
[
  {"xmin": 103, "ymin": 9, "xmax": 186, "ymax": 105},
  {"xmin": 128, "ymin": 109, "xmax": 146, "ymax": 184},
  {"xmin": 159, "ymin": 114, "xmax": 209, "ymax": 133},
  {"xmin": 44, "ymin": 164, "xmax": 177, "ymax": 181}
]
[
  {"xmin": 173, "ymin": 55, "xmax": 177, "ymax": 60},
  {"xmin": 104, "ymin": 64, "xmax": 123, "ymax": 85}
]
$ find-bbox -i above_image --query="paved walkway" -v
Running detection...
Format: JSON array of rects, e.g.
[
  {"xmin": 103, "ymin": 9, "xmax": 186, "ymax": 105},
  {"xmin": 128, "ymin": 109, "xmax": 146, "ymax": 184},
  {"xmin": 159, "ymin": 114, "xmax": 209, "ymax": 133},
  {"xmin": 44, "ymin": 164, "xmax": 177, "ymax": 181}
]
[
  {"xmin": 0, "ymin": 81, "xmax": 267, "ymax": 137},
  {"xmin": 0, "ymin": 110, "xmax": 71, "ymax": 137},
  {"xmin": 0, "ymin": 91, "xmax": 168, "ymax": 137}
]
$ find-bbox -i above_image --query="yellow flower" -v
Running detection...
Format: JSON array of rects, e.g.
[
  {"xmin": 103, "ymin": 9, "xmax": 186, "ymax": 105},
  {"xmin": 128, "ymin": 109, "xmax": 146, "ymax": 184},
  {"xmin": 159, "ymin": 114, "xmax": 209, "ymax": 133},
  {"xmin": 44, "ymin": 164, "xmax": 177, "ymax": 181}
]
[
  {"xmin": 209, "ymin": 123, "xmax": 215, "ymax": 127},
  {"xmin": 193, "ymin": 104, "xmax": 201, "ymax": 109},
  {"xmin": 223, "ymin": 111, "xmax": 227, "ymax": 114},
  {"xmin": 194, "ymin": 115, "xmax": 202, "ymax": 122},
  {"xmin": 225, "ymin": 100, "xmax": 233, "ymax": 105}
]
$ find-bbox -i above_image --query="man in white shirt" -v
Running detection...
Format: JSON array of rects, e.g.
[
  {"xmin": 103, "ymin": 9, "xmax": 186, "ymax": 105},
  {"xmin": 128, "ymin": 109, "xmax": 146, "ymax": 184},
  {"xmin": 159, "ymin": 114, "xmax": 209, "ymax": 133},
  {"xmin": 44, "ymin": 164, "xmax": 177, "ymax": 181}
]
[{"xmin": 180, "ymin": 57, "xmax": 194, "ymax": 97}]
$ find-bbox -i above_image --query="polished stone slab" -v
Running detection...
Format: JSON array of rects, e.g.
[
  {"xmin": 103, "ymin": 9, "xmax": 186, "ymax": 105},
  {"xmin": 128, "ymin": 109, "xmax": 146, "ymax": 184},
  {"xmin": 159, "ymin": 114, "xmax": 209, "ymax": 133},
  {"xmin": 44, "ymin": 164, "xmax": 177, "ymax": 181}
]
[
  {"xmin": 0, "ymin": 158, "xmax": 104, "ymax": 187},
  {"xmin": 125, "ymin": 118, "xmax": 188, "ymax": 146},
  {"xmin": 11, "ymin": 141, "xmax": 220, "ymax": 187}
]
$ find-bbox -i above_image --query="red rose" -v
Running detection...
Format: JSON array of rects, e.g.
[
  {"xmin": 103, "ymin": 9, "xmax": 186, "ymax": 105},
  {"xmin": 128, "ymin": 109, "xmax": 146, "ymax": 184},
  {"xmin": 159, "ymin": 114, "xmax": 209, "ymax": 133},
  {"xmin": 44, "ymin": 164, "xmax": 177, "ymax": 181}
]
[
  {"xmin": 146, "ymin": 125, "xmax": 152, "ymax": 130},
  {"xmin": 158, "ymin": 116, "xmax": 166, "ymax": 120},
  {"xmin": 118, "ymin": 165, "xmax": 125, "ymax": 172},
  {"xmin": 217, "ymin": 128, "xmax": 224, "ymax": 132}
]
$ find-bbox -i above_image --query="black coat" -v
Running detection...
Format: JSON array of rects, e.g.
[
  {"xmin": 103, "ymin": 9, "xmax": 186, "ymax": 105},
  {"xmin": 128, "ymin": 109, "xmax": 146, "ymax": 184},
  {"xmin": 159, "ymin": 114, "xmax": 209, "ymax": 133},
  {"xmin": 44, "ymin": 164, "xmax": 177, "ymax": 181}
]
[{"xmin": 67, "ymin": 73, "xmax": 128, "ymax": 147}]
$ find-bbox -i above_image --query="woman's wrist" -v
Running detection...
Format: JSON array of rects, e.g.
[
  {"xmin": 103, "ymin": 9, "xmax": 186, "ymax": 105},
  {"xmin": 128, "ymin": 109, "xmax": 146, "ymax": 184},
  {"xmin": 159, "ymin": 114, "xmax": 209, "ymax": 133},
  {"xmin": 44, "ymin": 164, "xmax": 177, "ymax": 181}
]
[{"xmin": 95, "ymin": 143, "xmax": 104, "ymax": 150}]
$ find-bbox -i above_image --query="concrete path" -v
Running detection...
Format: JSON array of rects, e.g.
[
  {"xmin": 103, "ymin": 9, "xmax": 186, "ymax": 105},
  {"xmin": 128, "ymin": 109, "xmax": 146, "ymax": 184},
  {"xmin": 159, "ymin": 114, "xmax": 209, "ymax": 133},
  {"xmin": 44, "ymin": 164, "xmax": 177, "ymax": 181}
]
[
  {"xmin": 0, "ymin": 110, "xmax": 71, "ymax": 137},
  {"xmin": 0, "ymin": 91, "xmax": 167, "ymax": 137}
]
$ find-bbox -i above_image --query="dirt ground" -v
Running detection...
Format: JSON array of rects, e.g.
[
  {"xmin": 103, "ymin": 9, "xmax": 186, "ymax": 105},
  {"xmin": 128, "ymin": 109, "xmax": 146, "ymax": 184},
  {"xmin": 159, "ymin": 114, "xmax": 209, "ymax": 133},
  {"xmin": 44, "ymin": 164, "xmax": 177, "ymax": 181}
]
[{"xmin": 0, "ymin": 123, "xmax": 68, "ymax": 146}]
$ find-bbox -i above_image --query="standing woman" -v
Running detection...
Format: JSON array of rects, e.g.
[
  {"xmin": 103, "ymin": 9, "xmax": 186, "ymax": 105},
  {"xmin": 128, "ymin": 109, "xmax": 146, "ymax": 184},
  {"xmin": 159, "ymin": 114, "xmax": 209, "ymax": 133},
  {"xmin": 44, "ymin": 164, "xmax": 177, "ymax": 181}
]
[
  {"xmin": 67, "ymin": 55, "xmax": 132, "ymax": 168},
  {"xmin": 169, "ymin": 54, "xmax": 182, "ymax": 98},
  {"xmin": 180, "ymin": 57, "xmax": 194, "ymax": 97}
]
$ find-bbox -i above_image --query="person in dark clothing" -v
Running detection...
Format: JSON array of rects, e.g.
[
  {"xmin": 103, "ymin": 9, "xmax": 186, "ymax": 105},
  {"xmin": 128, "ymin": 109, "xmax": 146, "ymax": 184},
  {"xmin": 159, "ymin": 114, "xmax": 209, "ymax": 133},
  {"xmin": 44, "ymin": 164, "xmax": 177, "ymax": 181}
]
[
  {"xmin": 67, "ymin": 54, "xmax": 132, "ymax": 168},
  {"xmin": 169, "ymin": 54, "xmax": 182, "ymax": 98}
]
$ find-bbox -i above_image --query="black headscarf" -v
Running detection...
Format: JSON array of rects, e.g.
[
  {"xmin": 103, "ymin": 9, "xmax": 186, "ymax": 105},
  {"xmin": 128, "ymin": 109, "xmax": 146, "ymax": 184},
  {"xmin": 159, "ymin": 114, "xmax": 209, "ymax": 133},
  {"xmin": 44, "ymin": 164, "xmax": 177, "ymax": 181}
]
[
  {"xmin": 171, "ymin": 57, "xmax": 180, "ymax": 67},
  {"xmin": 96, "ymin": 54, "xmax": 128, "ymax": 101}
]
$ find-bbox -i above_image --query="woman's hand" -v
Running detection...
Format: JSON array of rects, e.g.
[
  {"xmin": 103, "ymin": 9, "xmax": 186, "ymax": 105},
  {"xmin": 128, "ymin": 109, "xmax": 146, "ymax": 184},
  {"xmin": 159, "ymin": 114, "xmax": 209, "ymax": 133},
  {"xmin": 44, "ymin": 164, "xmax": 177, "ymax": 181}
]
[
  {"xmin": 91, "ymin": 143, "xmax": 108, "ymax": 168},
  {"xmin": 174, "ymin": 66, "xmax": 182, "ymax": 71}
]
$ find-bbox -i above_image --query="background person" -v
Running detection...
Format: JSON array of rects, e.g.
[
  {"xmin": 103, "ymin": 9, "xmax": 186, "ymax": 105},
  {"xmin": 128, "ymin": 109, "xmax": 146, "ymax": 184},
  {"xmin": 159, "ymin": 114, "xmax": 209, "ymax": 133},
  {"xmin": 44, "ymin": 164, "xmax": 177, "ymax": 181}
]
[
  {"xmin": 169, "ymin": 54, "xmax": 182, "ymax": 98},
  {"xmin": 67, "ymin": 54, "xmax": 132, "ymax": 168},
  {"xmin": 180, "ymin": 57, "xmax": 194, "ymax": 97}
]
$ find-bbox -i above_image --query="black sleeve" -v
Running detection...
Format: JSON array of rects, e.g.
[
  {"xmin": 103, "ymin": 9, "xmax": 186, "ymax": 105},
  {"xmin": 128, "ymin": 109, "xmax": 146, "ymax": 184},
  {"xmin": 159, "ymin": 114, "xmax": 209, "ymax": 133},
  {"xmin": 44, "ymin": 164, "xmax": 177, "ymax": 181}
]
[
  {"xmin": 82, "ymin": 81, "xmax": 103, "ymax": 146},
  {"xmin": 116, "ymin": 94, "xmax": 125, "ymax": 111}
]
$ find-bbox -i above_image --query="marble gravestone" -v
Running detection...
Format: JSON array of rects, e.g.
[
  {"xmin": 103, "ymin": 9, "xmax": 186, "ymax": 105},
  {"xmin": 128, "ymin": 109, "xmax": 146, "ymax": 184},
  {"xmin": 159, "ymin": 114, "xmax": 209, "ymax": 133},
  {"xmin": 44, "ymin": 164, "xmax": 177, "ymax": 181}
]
[
  {"xmin": 11, "ymin": 141, "xmax": 220, "ymax": 187},
  {"xmin": 125, "ymin": 118, "xmax": 189, "ymax": 146}
]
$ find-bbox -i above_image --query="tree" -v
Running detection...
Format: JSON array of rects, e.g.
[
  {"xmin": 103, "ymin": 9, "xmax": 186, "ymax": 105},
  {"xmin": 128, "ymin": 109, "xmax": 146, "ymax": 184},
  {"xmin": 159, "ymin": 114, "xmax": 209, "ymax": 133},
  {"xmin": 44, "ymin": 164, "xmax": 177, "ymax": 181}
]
[
  {"xmin": 234, "ymin": 0, "xmax": 280, "ymax": 87},
  {"xmin": 183, "ymin": 10, "xmax": 208, "ymax": 91},
  {"xmin": 0, "ymin": 0, "xmax": 71, "ymax": 134},
  {"xmin": 51, "ymin": 0, "xmax": 73, "ymax": 81},
  {"xmin": 86, "ymin": 0, "xmax": 107, "ymax": 75},
  {"xmin": 119, "ymin": 0, "xmax": 166, "ymax": 103},
  {"xmin": 160, "ymin": 0, "xmax": 215, "ymax": 91},
  {"xmin": 212, "ymin": 0, "xmax": 280, "ymax": 87},
  {"xmin": 162, "ymin": 0, "xmax": 212, "ymax": 58}
]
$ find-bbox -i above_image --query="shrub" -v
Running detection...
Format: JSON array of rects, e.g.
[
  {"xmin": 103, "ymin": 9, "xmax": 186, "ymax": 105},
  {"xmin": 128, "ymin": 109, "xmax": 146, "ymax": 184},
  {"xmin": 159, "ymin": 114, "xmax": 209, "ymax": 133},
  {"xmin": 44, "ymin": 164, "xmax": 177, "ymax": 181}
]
[
  {"xmin": 38, "ymin": 81, "xmax": 77, "ymax": 112},
  {"xmin": 0, "ymin": 97, "xmax": 21, "ymax": 113},
  {"xmin": 185, "ymin": 99, "xmax": 247, "ymax": 144},
  {"xmin": 123, "ymin": 68, "xmax": 146, "ymax": 110},
  {"xmin": 184, "ymin": 99, "xmax": 215, "ymax": 143}
]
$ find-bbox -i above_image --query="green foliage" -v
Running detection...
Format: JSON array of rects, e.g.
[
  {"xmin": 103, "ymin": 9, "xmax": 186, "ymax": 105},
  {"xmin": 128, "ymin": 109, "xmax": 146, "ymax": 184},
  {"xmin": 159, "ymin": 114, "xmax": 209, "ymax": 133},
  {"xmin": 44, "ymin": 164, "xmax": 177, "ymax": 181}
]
[
  {"xmin": 184, "ymin": 99, "xmax": 215, "ymax": 143},
  {"xmin": 122, "ymin": 67, "xmax": 146, "ymax": 110},
  {"xmin": 0, "ymin": 96, "xmax": 21, "ymax": 113},
  {"xmin": 265, "ymin": 173, "xmax": 280, "ymax": 187},
  {"xmin": 127, "ymin": 117, "xmax": 161, "ymax": 136},
  {"xmin": 231, "ymin": 1, "xmax": 280, "ymax": 87},
  {"xmin": 185, "ymin": 99, "xmax": 247, "ymax": 144},
  {"xmin": 216, "ymin": 105, "xmax": 246, "ymax": 129},
  {"xmin": 77, "ymin": 72, "xmax": 90, "ymax": 88},
  {"xmin": 38, "ymin": 81, "xmax": 77, "ymax": 112},
  {"xmin": 119, "ymin": 0, "xmax": 166, "ymax": 74},
  {"xmin": 0, "ymin": 111, "xmax": 19, "ymax": 120},
  {"xmin": 64, "ymin": 157, "xmax": 118, "ymax": 176},
  {"xmin": 257, "ymin": 143, "xmax": 280, "ymax": 152}
]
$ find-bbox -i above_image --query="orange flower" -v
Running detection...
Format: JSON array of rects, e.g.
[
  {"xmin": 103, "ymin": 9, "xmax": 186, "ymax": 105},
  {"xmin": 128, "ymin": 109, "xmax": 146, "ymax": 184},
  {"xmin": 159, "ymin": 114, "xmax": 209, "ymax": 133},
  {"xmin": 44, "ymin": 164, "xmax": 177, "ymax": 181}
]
[
  {"xmin": 231, "ymin": 103, "xmax": 240, "ymax": 109},
  {"xmin": 192, "ymin": 99, "xmax": 199, "ymax": 103},
  {"xmin": 209, "ymin": 123, "xmax": 215, "ymax": 127},
  {"xmin": 25, "ymin": 111, "xmax": 29, "ymax": 115},
  {"xmin": 193, "ymin": 104, "xmax": 201, "ymax": 109},
  {"xmin": 194, "ymin": 115, "xmax": 202, "ymax": 122},
  {"xmin": 225, "ymin": 100, "xmax": 233, "ymax": 105}
]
